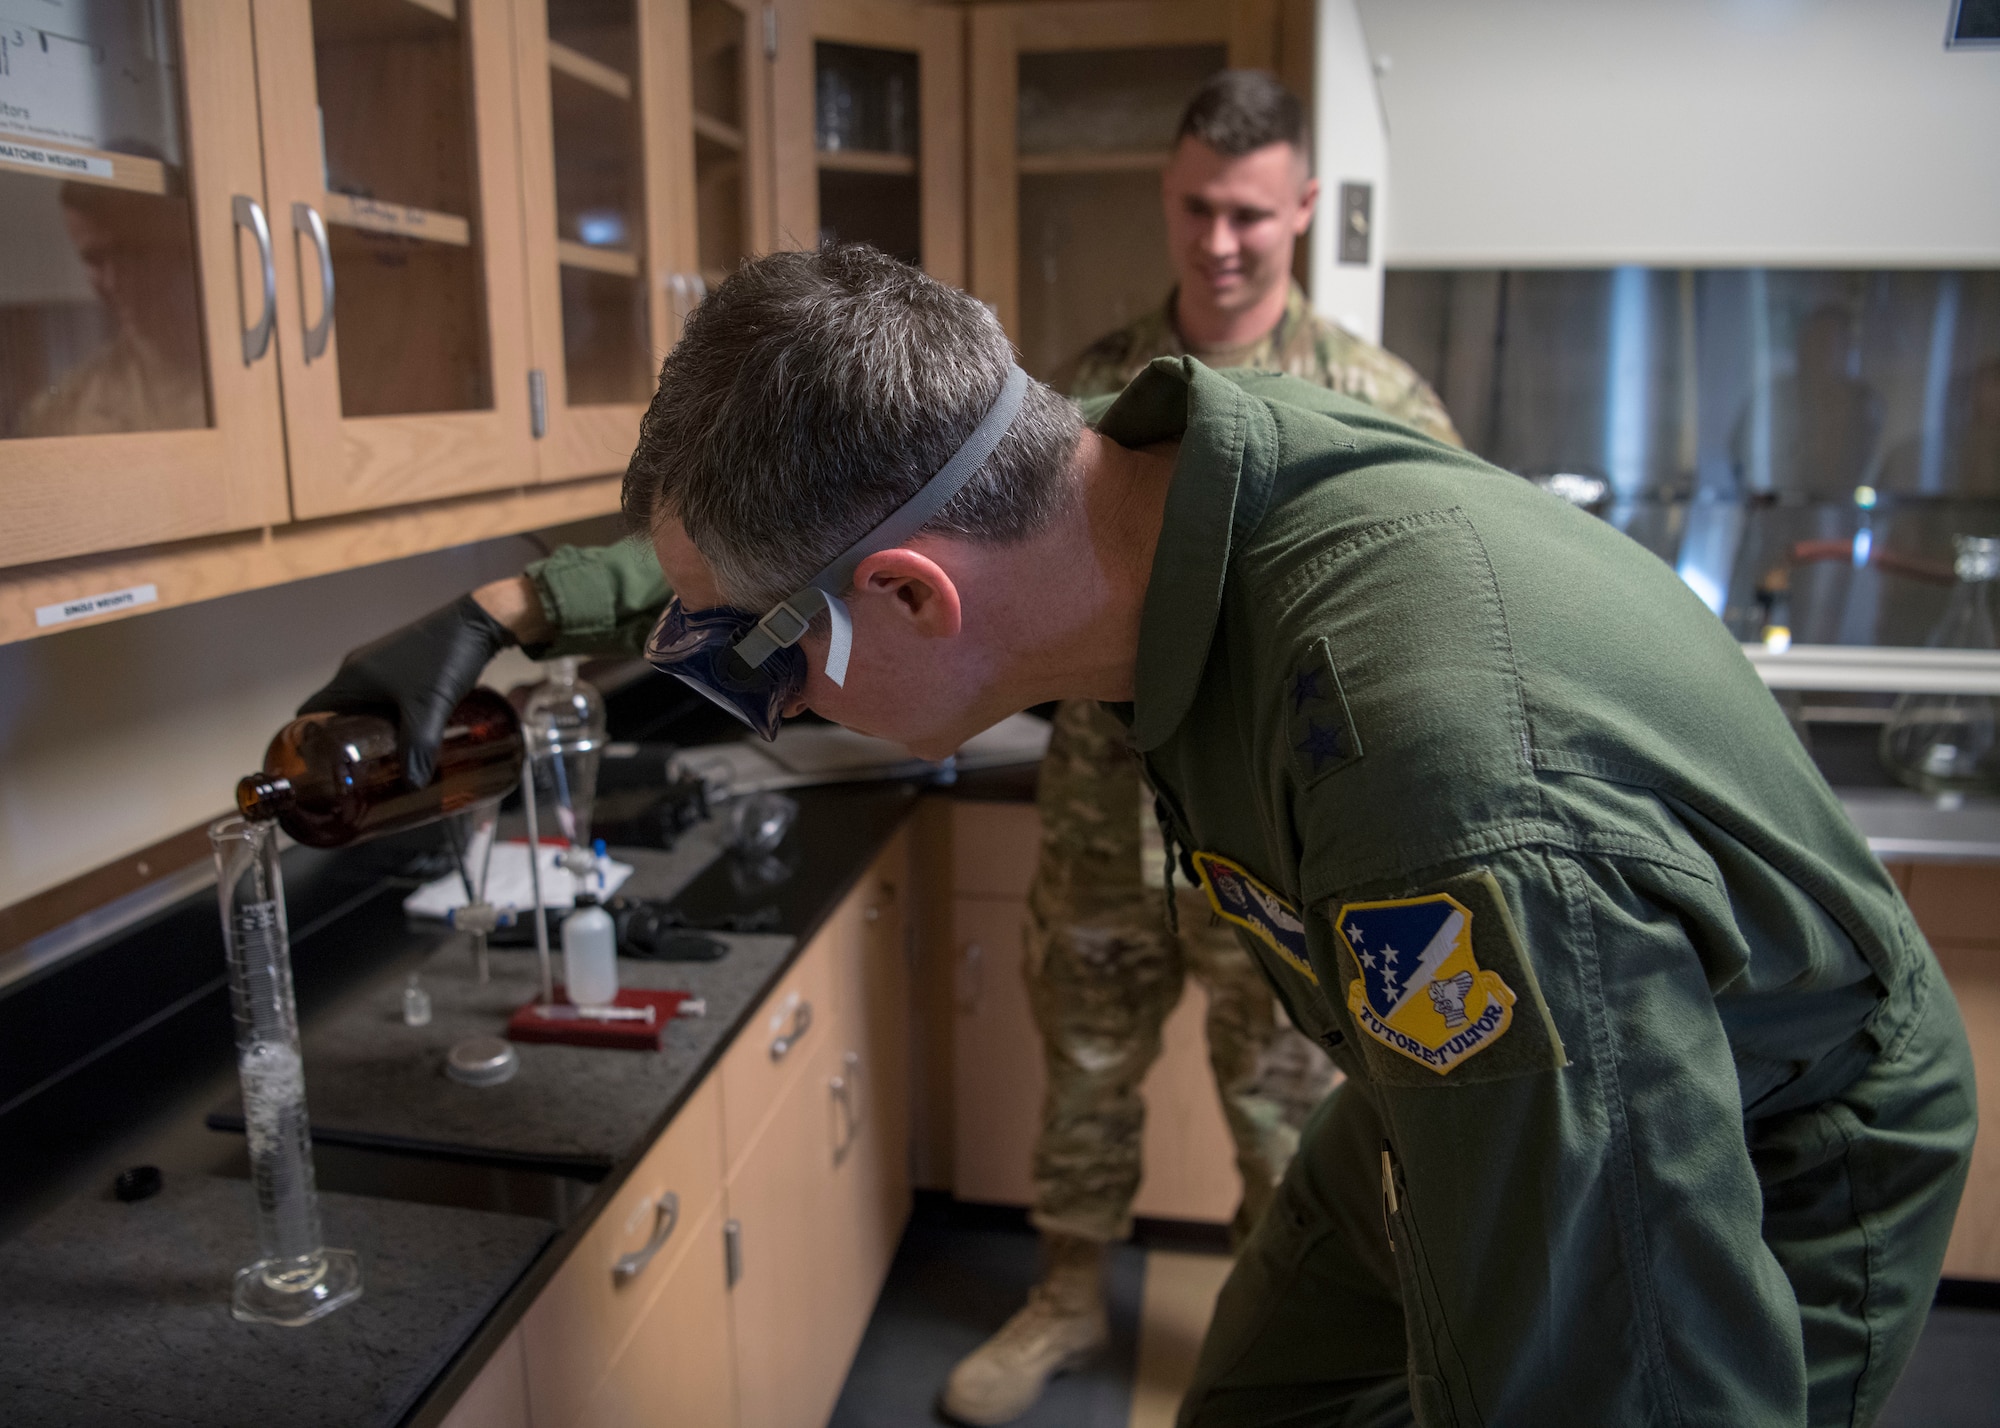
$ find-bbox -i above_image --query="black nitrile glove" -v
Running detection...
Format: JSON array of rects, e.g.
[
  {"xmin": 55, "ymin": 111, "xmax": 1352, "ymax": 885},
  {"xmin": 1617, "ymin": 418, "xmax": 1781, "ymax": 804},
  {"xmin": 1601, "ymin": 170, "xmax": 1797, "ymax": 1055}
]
[{"xmin": 297, "ymin": 594, "xmax": 515, "ymax": 787}]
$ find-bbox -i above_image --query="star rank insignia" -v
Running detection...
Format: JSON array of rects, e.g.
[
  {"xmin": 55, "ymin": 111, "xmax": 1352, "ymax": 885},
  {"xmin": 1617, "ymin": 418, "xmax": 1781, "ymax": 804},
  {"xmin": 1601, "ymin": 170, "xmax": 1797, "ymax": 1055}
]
[{"xmin": 1287, "ymin": 638, "xmax": 1362, "ymax": 787}]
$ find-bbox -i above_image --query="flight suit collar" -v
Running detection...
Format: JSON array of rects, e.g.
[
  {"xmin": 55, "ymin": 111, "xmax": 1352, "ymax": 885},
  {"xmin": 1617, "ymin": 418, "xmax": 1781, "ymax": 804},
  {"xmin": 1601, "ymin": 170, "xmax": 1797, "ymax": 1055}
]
[{"xmin": 1094, "ymin": 357, "xmax": 1279, "ymax": 752}]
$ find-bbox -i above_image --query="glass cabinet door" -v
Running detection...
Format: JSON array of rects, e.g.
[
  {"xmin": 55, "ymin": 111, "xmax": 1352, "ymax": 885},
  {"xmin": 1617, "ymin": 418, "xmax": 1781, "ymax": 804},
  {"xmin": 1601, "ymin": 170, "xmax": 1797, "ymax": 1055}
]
[
  {"xmin": 970, "ymin": 1, "xmax": 1258, "ymax": 382},
  {"xmin": 252, "ymin": 0, "xmax": 536, "ymax": 518},
  {"xmin": 658, "ymin": 0, "xmax": 770, "ymax": 336},
  {"xmin": 770, "ymin": 0, "xmax": 963, "ymax": 286},
  {"xmin": 515, "ymin": 0, "xmax": 671, "ymax": 479},
  {"xmin": 0, "ymin": 0, "xmax": 287, "ymax": 567}
]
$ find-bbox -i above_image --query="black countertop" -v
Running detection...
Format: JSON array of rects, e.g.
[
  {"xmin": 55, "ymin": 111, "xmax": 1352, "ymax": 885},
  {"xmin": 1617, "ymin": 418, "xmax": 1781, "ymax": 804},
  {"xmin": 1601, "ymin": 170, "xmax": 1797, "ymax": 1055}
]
[
  {"xmin": 0, "ymin": 1177, "xmax": 553, "ymax": 1428},
  {"xmin": 0, "ymin": 677, "xmax": 1009, "ymax": 1427}
]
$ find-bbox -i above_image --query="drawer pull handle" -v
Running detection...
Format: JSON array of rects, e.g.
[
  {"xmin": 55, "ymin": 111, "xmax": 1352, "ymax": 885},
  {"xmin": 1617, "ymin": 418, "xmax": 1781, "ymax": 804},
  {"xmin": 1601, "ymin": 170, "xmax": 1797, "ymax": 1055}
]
[
  {"xmin": 830, "ymin": 1050, "xmax": 863, "ymax": 1160},
  {"xmin": 612, "ymin": 1191, "xmax": 680, "ymax": 1286},
  {"xmin": 770, "ymin": 999, "xmax": 813, "ymax": 1061}
]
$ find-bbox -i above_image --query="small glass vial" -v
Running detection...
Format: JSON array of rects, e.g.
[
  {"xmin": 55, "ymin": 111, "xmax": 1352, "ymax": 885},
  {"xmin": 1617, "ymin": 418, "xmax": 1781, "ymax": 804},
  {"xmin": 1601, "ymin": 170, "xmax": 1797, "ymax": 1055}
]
[
  {"xmin": 562, "ymin": 892, "xmax": 619, "ymax": 1007},
  {"xmin": 402, "ymin": 974, "xmax": 432, "ymax": 1028}
]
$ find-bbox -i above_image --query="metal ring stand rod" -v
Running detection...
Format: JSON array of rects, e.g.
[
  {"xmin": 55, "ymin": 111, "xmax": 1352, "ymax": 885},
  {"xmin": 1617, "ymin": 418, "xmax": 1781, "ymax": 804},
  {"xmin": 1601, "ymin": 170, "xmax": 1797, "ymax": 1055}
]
[{"xmin": 521, "ymin": 752, "xmax": 555, "ymax": 1005}]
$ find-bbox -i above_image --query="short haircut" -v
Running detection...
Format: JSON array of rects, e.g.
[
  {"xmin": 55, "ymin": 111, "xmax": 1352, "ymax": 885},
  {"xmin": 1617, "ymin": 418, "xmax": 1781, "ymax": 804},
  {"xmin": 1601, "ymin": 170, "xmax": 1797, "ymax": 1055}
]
[
  {"xmin": 1175, "ymin": 69, "xmax": 1309, "ymax": 160},
  {"xmin": 623, "ymin": 245, "xmax": 1082, "ymax": 611}
]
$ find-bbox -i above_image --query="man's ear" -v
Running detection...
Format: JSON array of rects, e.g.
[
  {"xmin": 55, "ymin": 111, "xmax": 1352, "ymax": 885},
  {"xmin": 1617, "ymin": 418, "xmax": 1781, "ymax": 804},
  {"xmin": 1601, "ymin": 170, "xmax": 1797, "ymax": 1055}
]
[
  {"xmin": 1295, "ymin": 175, "xmax": 1321, "ymax": 234},
  {"xmin": 851, "ymin": 548, "xmax": 963, "ymax": 638}
]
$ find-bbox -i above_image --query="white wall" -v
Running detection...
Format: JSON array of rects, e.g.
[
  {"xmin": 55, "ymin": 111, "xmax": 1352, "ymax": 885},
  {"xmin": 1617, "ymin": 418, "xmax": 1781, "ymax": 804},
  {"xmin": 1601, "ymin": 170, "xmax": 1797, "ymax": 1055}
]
[
  {"xmin": 0, "ymin": 523, "xmax": 616, "ymax": 910},
  {"xmin": 1310, "ymin": 0, "xmax": 1390, "ymax": 342},
  {"xmin": 1358, "ymin": 0, "xmax": 2000, "ymax": 268}
]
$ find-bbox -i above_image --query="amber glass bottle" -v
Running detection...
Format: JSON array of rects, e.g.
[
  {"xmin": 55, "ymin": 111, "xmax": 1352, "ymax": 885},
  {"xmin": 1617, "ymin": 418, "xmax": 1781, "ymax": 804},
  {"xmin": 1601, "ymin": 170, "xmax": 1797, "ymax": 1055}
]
[{"xmin": 237, "ymin": 688, "xmax": 524, "ymax": 848}]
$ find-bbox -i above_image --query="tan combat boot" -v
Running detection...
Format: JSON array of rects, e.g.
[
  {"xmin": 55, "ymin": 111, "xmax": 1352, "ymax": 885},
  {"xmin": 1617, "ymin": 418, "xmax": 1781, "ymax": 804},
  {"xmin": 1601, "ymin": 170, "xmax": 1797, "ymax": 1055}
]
[{"xmin": 939, "ymin": 1233, "xmax": 1110, "ymax": 1426}]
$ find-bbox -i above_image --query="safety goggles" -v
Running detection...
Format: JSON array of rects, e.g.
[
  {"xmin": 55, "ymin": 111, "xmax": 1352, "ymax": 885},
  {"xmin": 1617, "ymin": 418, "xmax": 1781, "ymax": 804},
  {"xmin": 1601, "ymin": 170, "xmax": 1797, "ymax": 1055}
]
[{"xmin": 643, "ymin": 363, "xmax": 1031, "ymax": 740}]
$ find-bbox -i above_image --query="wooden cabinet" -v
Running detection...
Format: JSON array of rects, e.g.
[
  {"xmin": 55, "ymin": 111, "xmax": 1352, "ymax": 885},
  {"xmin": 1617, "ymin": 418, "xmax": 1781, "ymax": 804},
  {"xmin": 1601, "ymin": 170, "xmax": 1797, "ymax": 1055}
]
[
  {"xmin": 251, "ymin": 0, "xmax": 539, "ymax": 516},
  {"xmin": 725, "ymin": 834, "xmax": 912, "ymax": 1428},
  {"xmin": 514, "ymin": 0, "xmax": 681, "ymax": 482},
  {"xmin": 499, "ymin": 833, "xmax": 912, "ymax": 1428},
  {"xmin": 0, "ymin": 0, "xmax": 798, "ymax": 642},
  {"xmin": 661, "ymin": 0, "xmax": 775, "ymax": 307},
  {"xmin": 771, "ymin": 0, "xmax": 965, "ymax": 284},
  {"xmin": 439, "ymin": 1324, "xmax": 534, "ymax": 1428},
  {"xmin": 0, "ymin": 0, "xmax": 289, "ymax": 569},
  {"xmin": 1886, "ymin": 860, "xmax": 2000, "ymax": 1282},
  {"xmin": 520, "ymin": 1075, "xmax": 728, "ymax": 1428},
  {"xmin": 1, "ymin": 0, "xmax": 1283, "ymax": 640},
  {"xmin": 968, "ymin": 0, "xmax": 1276, "ymax": 380},
  {"xmin": 947, "ymin": 801, "xmax": 1239, "ymax": 1224},
  {"xmin": 573, "ymin": 1195, "xmax": 739, "ymax": 1428}
]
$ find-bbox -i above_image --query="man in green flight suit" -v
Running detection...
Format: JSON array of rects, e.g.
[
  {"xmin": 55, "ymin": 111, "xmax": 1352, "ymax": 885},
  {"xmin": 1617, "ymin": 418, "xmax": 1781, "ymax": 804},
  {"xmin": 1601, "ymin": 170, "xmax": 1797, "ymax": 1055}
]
[
  {"xmin": 947, "ymin": 70, "xmax": 1458, "ymax": 1427},
  {"xmin": 623, "ymin": 242, "xmax": 1977, "ymax": 1427},
  {"xmin": 302, "ymin": 71, "xmax": 1453, "ymax": 1428}
]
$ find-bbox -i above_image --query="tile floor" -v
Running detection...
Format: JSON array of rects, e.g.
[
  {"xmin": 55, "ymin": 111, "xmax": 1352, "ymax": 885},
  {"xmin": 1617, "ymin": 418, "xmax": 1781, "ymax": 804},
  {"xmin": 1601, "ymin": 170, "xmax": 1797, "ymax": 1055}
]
[{"xmin": 832, "ymin": 1197, "xmax": 2000, "ymax": 1427}]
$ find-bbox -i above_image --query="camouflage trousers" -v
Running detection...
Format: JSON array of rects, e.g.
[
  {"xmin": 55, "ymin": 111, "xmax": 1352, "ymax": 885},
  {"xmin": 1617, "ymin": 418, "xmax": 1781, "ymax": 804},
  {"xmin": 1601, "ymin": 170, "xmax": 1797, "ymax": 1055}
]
[{"xmin": 1025, "ymin": 700, "xmax": 1336, "ymax": 1247}]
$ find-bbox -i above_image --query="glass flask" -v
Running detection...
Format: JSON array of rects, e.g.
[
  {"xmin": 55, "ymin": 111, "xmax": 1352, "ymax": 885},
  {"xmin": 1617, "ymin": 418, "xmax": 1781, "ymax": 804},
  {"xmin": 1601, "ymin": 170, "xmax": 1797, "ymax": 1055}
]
[
  {"xmin": 236, "ymin": 688, "xmax": 523, "ymax": 848},
  {"xmin": 523, "ymin": 658, "xmax": 607, "ymax": 874},
  {"xmin": 1880, "ymin": 535, "xmax": 2000, "ymax": 800},
  {"xmin": 210, "ymin": 815, "xmax": 361, "ymax": 1325}
]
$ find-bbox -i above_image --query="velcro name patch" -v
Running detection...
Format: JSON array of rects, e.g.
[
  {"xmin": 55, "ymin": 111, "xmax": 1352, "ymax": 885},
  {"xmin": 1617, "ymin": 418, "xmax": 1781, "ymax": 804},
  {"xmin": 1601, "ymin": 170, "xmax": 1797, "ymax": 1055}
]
[{"xmin": 1192, "ymin": 850, "xmax": 1316, "ymax": 985}]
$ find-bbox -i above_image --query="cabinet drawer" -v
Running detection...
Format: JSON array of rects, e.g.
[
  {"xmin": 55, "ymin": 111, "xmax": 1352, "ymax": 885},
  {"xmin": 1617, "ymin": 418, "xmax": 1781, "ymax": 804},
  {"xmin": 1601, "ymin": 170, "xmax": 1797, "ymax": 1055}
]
[
  {"xmin": 437, "ymin": 1325, "xmax": 529, "ymax": 1428},
  {"xmin": 952, "ymin": 802, "xmax": 1043, "ymax": 899},
  {"xmin": 720, "ymin": 910, "xmax": 844, "ymax": 1174},
  {"xmin": 522, "ymin": 1077, "xmax": 724, "ymax": 1428},
  {"xmin": 1905, "ymin": 863, "xmax": 2000, "ymax": 949},
  {"xmin": 727, "ymin": 1032, "xmax": 869, "ymax": 1428},
  {"xmin": 572, "ymin": 1197, "xmax": 736, "ymax": 1428}
]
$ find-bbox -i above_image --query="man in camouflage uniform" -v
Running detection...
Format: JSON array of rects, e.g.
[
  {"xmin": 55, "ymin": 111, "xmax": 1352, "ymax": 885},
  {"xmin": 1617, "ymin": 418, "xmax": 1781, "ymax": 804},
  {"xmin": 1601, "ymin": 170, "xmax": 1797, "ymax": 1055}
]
[{"xmin": 941, "ymin": 71, "xmax": 1460, "ymax": 1427}]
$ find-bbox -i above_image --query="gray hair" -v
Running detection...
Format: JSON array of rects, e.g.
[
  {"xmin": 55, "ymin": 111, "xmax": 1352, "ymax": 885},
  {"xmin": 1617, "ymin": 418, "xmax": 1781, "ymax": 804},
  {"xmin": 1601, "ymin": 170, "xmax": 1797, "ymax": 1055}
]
[{"xmin": 623, "ymin": 245, "xmax": 1083, "ymax": 610}]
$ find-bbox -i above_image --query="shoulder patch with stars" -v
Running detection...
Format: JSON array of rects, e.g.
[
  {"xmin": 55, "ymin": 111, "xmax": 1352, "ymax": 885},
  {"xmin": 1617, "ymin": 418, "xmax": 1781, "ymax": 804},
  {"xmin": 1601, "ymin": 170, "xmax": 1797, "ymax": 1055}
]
[
  {"xmin": 1288, "ymin": 638, "xmax": 1362, "ymax": 787},
  {"xmin": 1328, "ymin": 870, "xmax": 1568, "ymax": 1085},
  {"xmin": 1191, "ymin": 851, "xmax": 1316, "ymax": 985},
  {"xmin": 1336, "ymin": 892, "xmax": 1515, "ymax": 1075}
]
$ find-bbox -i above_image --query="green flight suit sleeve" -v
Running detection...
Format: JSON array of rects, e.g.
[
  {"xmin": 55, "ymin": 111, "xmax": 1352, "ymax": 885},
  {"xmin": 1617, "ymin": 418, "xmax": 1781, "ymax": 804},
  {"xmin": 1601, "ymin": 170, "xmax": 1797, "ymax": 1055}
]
[
  {"xmin": 1317, "ymin": 844, "xmax": 1809, "ymax": 1424},
  {"xmin": 1228, "ymin": 830, "xmax": 1970, "ymax": 1427},
  {"xmin": 522, "ymin": 538, "xmax": 672, "ymax": 660}
]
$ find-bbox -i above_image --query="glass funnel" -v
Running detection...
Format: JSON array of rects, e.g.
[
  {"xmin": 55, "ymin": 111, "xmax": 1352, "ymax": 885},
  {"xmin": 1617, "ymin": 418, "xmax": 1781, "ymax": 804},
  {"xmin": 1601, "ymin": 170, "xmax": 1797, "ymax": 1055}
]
[
  {"xmin": 211, "ymin": 816, "xmax": 361, "ymax": 1326},
  {"xmin": 1880, "ymin": 535, "xmax": 2000, "ymax": 802},
  {"xmin": 524, "ymin": 657, "xmax": 606, "ymax": 875}
]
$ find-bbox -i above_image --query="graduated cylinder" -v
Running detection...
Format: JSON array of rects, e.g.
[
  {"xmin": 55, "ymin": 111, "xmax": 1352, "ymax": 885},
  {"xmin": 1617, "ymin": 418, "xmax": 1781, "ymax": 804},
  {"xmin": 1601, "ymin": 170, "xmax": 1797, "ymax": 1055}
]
[{"xmin": 211, "ymin": 815, "xmax": 361, "ymax": 1326}]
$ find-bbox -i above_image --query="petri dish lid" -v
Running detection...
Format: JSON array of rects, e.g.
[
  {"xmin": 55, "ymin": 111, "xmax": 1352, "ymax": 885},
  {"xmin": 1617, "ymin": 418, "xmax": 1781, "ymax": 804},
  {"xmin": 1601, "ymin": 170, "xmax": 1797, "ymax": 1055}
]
[{"xmin": 446, "ymin": 1036, "xmax": 519, "ymax": 1087}]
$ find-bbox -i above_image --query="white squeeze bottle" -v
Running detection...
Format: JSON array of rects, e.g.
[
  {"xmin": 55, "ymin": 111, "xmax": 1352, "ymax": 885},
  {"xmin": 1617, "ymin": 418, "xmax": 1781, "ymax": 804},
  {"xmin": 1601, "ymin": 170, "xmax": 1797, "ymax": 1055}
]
[{"xmin": 562, "ymin": 891, "xmax": 619, "ymax": 1007}]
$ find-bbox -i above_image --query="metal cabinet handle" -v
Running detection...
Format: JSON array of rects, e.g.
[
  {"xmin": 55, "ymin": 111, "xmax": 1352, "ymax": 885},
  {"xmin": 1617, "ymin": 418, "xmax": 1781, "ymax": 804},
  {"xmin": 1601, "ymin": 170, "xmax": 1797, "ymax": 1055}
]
[
  {"xmin": 232, "ymin": 195, "xmax": 276, "ymax": 365},
  {"xmin": 290, "ymin": 202, "xmax": 334, "ymax": 363},
  {"xmin": 770, "ymin": 998, "xmax": 813, "ymax": 1061},
  {"xmin": 612, "ymin": 1190, "xmax": 680, "ymax": 1286},
  {"xmin": 830, "ymin": 1050, "xmax": 863, "ymax": 1161}
]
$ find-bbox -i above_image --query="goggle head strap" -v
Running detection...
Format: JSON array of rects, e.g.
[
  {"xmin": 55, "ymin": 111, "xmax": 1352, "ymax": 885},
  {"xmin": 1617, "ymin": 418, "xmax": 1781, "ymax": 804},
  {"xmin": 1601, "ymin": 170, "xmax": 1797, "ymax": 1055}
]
[{"xmin": 731, "ymin": 363, "xmax": 1032, "ymax": 687}]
